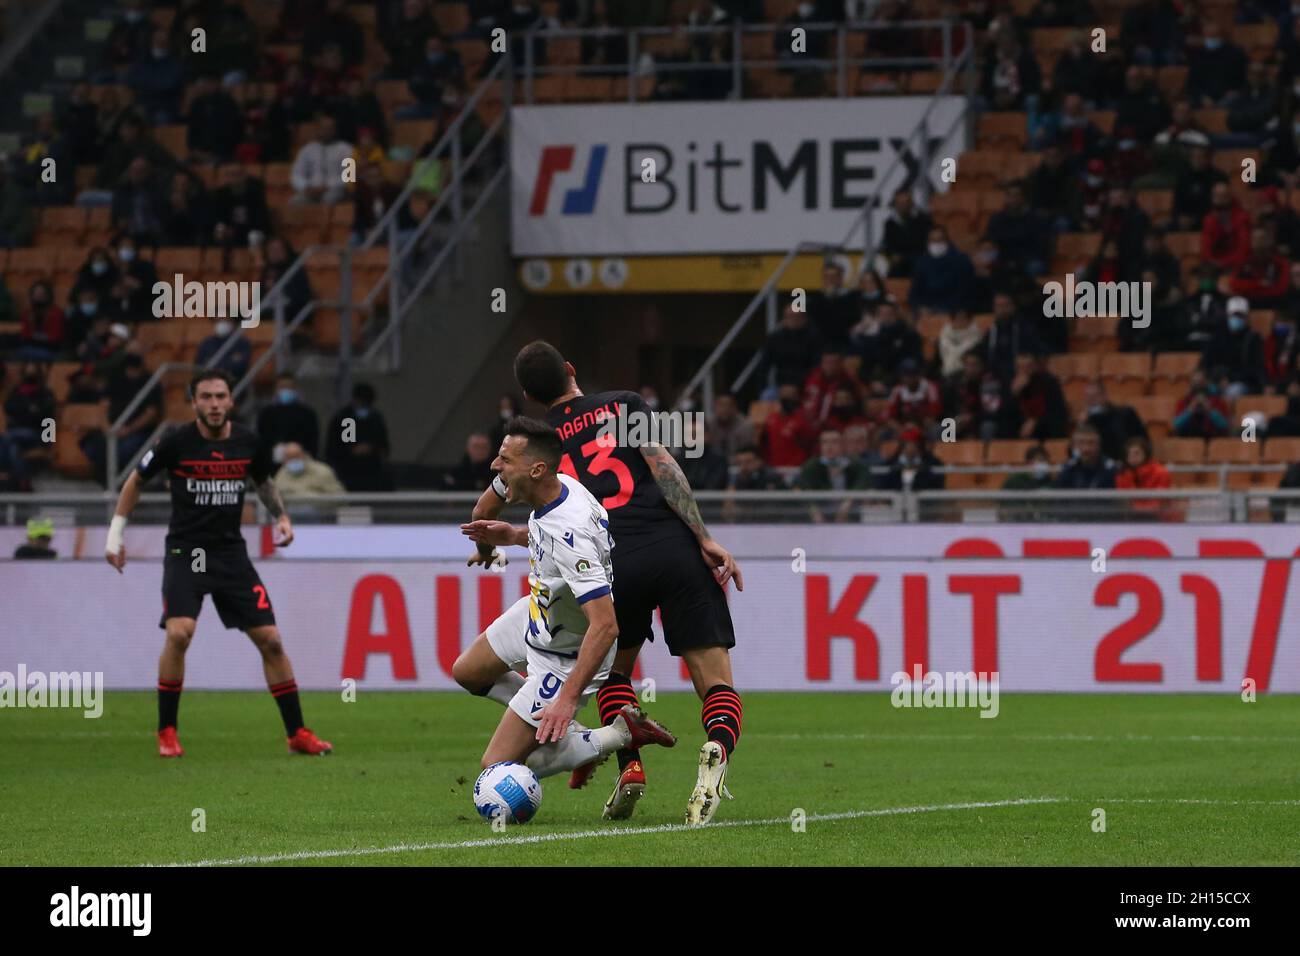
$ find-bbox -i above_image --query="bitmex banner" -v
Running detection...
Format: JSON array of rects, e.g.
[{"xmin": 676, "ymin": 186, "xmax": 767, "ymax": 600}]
[
  {"xmin": 4, "ymin": 552, "xmax": 1299, "ymax": 692},
  {"xmin": 510, "ymin": 97, "xmax": 967, "ymax": 256}
]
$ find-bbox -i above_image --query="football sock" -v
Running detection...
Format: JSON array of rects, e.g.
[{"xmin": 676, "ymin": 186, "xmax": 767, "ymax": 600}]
[
  {"xmin": 157, "ymin": 678, "xmax": 182, "ymax": 731},
  {"xmin": 525, "ymin": 724, "xmax": 623, "ymax": 779},
  {"xmin": 596, "ymin": 672, "xmax": 640, "ymax": 771},
  {"xmin": 484, "ymin": 670, "xmax": 526, "ymax": 707},
  {"xmin": 701, "ymin": 684, "xmax": 742, "ymax": 757},
  {"xmin": 269, "ymin": 680, "xmax": 304, "ymax": 736}
]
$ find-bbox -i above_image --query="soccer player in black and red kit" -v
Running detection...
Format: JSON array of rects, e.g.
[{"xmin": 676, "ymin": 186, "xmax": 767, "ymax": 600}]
[
  {"xmin": 464, "ymin": 342, "xmax": 743, "ymax": 825},
  {"xmin": 105, "ymin": 369, "xmax": 332, "ymax": 758}
]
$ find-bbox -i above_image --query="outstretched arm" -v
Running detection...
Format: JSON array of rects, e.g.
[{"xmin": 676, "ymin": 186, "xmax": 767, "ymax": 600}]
[{"xmin": 639, "ymin": 444, "xmax": 743, "ymax": 590}]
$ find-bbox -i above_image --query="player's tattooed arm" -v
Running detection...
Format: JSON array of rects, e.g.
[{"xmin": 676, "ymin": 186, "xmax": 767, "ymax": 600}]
[
  {"xmin": 640, "ymin": 444, "xmax": 745, "ymax": 591},
  {"xmin": 254, "ymin": 478, "xmax": 287, "ymax": 519},
  {"xmin": 639, "ymin": 443, "xmax": 712, "ymax": 542}
]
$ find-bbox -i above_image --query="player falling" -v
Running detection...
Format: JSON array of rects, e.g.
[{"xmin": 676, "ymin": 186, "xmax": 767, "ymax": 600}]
[
  {"xmin": 105, "ymin": 369, "xmax": 332, "ymax": 758},
  {"xmin": 466, "ymin": 341, "xmax": 744, "ymax": 826},
  {"xmin": 453, "ymin": 417, "xmax": 676, "ymax": 780}
]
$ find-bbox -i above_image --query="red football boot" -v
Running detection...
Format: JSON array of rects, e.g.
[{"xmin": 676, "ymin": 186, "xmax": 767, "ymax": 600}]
[
  {"xmin": 616, "ymin": 705, "xmax": 676, "ymax": 749},
  {"xmin": 158, "ymin": 726, "xmax": 184, "ymax": 758},
  {"xmin": 287, "ymin": 727, "xmax": 333, "ymax": 755},
  {"xmin": 602, "ymin": 759, "xmax": 647, "ymax": 820},
  {"xmin": 567, "ymin": 753, "xmax": 607, "ymax": 790}
]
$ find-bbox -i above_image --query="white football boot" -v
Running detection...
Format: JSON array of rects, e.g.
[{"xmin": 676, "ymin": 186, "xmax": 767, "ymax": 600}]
[{"xmin": 684, "ymin": 740, "xmax": 733, "ymax": 826}]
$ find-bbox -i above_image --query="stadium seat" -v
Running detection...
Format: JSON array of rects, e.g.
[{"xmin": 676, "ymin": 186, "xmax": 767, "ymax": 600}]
[
  {"xmin": 1207, "ymin": 437, "xmax": 1260, "ymax": 464},
  {"xmin": 1157, "ymin": 438, "xmax": 1207, "ymax": 464},
  {"xmin": 1129, "ymin": 395, "xmax": 1177, "ymax": 426},
  {"xmin": 1152, "ymin": 352, "xmax": 1200, "ymax": 383},
  {"xmin": 1099, "ymin": 353, "xmax": 1150, "ymax": 381},
  {"xmin": 931, "ymin": 441, "xmax": 983, "ymax": 466},
  {"xmin": 986, "ymin": 439, "xmax": 1036, "ymax": 465},
  {"xmin": 1042, "ymin": 438, "xmax": 1071, "ymax": 463},
  {"xmin": 977, "ymin": 112, "xmax": 1026, "ymax": 150},
  {"xmin": 1258, "ymin": 437, "xmax": 1300, "ymax": 464},
  {"xmin": 1047, "ymin": 352, "xmax": 1100, "ymax": 383}
]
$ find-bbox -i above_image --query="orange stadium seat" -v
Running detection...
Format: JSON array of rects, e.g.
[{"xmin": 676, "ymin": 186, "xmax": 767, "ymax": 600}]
[
  {"xmin": 1262, "ymin": 437, "xmax": 1300, "ymax": 463},
  {"xmin": 931, "ymin": 441, "xmax": 983, "ymax": 466},
  {"xmin": 1047, "ymin": 352, "xmax": 1100, "ymax": 383},
  {"xmin": 986, "ymin": 439, "xmax": 1036, "ymax": 465},
  {"xmin": 1207, "ymin": 437, "xmax": 1260, "ymax": 464},
  {"xmin": 978, "ymin": 113, "xmax": 1026, "ymax": 150},
  {"xmin": 1157, "ymin": 438, "xmax": 1207, "ymax": 464}
]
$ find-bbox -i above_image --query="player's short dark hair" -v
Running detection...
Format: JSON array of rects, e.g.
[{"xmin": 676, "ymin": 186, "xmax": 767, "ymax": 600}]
[
  {"xmin": 190, "ymin": 368, "xmax": 234, "ymax": 397},
  {"xmin": 514, "ymin": 341, "xmax": 569, "ymax": 404},
  {"xmin": 504, "ymin": 415, "xmax": 561, "ymax": 473}
]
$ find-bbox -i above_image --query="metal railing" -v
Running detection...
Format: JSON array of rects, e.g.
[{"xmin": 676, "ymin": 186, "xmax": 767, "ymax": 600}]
[
  {"xmin": 7, "ymin": 487, "xmax": 1300, "ymax": 531},
  {"xmin": 518, "ymin": 19, "xmax": 970, "ymax": 103},
  {"xmin": 673, "ymin": 19, "xmax": 977, "ymax": 411}
]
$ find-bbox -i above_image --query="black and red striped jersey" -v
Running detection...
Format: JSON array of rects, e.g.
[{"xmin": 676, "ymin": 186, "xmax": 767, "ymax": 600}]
[
  {"xmin": 544, "ymin": 390, "xmax": 695, "ymax": 555},
  {"xmin": 137, "ymin": 422, "xmax": 272, "ymax": 549}
]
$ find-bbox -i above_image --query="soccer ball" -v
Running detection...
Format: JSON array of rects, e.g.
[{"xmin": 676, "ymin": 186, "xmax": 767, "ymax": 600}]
[{"xmin": 473, "ymin": 761, "xmax": 543, "ymax": 824}]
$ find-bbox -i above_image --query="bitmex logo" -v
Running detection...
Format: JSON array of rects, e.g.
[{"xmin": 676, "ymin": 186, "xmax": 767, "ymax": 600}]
[{"xmin": 529, "ymin": 144, "xmax": 607, "ymax": 216}]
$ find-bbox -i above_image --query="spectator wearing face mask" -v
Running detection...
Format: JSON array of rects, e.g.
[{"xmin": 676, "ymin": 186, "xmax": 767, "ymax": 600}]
[
  {"xmin": 875, "ymin": 429, "xmax": 945, "ymax": 492},
  {"xmin": 909, "ymin": 226, "xmax": 973, "ymax": 316},
  {"xmin": 108, "ymin": 234, "xmax": 159, "ymax": 320},
  {"xmin": 194, "ymin": 318, "xmax": 252, "ymax": 382},
  {"xmin": 1002, "ymin": 444, "xmax": 1054, "ymax": 491},
  {"xmin": 1202, "ymin": 296, "xmax": 1266, "ymax": 397},
  {"xmin": 70, "ymin": 247, "xmax": 120, "ymax": 304},
  {"xmin": 326, "ymin": 382, "xmax": 393, "ymax": 491},
  {"xmin": 884, "ymin": 358, "xmax": 942, "ymax": 433},
  {"xmin": 1079, "ymin": 380, "xmax": 1147, "ymax": 461},
  {"xmin": 803, "ymin": 348, "xmax": 862, "ymax": 425},
  {"xmin": 257, "ymin": 374, "xmax": 320, "ymax": 459},
  {"xmin": 3, "ymin": 361, "xmax": 57, "ymax": 466},
  {"xmin": 67, "ymin": 288, "xmax": 108, "ymax": 354},
  {"xmin": 761, "ymin": 382, "xmax": 819, "ymax": 468},
  {"xmin": 796, "ymin": 428, "xmax": 872, "ymax": 523},
  {"xmin": 19, "ymin": 280, "xmax": 66, "ymax": 359},
  {"xmin": 1186, "ymin": 21, "xmax": 1249, "ymax": 107},
  {"xmin": 274, "ymin": 442, "xmax": 345, "ymax": 499}
]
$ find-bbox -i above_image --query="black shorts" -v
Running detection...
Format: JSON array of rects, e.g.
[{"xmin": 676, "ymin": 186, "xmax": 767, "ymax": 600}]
[
  {"xmin": 612, "ymin": 536, "xmax": 736, "ymax": 656},
  {"xmin": 159, "ymin": 546, "xmax": 277, "ymax": 631}
]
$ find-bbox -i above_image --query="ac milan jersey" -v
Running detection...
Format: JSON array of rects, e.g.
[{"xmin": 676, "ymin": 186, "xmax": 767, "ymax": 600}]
[
  {"xmin": 137, "ymin": 422, "xmax": 273, "ymax": 549},
  {"xmin": 544, "ymin": 390, "xmax": 694, "ymax": 555}
]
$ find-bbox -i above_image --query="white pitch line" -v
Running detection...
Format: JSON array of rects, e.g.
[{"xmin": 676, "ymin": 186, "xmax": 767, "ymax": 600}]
[
  {"xmin": 148, "ymin": 797, "xmax": 1064, "ymax": 867},
  {"xmin": 757, "ymin": 733, "xmax": 1300, "ymax": 743}
]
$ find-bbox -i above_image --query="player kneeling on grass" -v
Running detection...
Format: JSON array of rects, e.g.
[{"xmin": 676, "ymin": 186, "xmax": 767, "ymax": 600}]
[
  {"xmin": 454, "ymin": 417, "xmax": 675, "ymax": 785},
  {"xmin": 105, "ymin": 369, "xmax": 332, "ymax": 758}
]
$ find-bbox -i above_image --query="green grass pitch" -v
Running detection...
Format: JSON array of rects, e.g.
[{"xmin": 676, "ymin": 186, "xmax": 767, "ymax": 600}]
[{"xmin": 2, "ymin": 691, "xmax": 1297, "ymax": 866}]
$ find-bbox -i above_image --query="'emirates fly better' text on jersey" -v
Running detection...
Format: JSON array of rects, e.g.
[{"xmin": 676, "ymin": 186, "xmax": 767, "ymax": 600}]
[
  {"xmin": 524, "ymin": 474, "xmax": 615, "ymax": 657},
  {"xmin": 137, "ymin": 422, "xmax": 273, "ymax": 550}
]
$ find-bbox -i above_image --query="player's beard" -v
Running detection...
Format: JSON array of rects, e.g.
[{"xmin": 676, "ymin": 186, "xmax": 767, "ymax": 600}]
[{"xmin": 199, "ymin": 408, "xmax": 229, "ymax": 432}]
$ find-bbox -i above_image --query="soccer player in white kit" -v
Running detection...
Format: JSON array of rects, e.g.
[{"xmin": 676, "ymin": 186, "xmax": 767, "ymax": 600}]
[{"xmin": 453, "ymin": 417, "xmax": 676, "ymax": 780}]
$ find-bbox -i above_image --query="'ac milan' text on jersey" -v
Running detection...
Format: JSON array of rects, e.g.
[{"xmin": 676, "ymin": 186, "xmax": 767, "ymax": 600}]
[{"xmin": 137, "ymin": 422, "xmax": 273, "ymax": 549}]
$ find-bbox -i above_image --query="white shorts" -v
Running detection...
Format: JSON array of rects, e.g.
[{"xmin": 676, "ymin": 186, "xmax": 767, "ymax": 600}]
[{"xmin": 484, "ymin": 596, "xmax": 615, "ymax": 728}]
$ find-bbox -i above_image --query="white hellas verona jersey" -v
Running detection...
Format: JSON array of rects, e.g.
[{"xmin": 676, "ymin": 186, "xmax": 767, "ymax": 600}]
[{"xmin": 524, "ymin": 474, "xmax": 614, "ymax": 656}]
